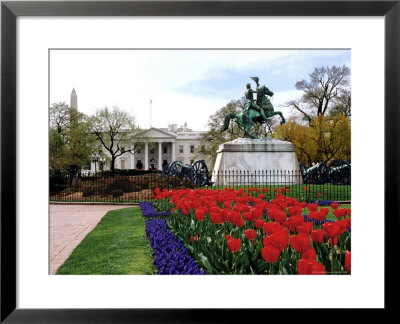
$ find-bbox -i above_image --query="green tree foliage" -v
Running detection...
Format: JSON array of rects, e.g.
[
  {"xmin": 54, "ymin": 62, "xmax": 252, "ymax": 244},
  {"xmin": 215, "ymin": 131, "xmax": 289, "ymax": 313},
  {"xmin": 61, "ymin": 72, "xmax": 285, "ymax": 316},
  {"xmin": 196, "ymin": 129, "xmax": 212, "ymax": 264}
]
[
  {"xmin": 90, "ymin": 107, "xmax": 146, "ymax": 173},
  {"xmin": 49, "ymin": 129, "xmax": 68, "ymax": 170},
  {"xmin": 49, "ymin": 102, "xmax": 96, "ymax": 171}
]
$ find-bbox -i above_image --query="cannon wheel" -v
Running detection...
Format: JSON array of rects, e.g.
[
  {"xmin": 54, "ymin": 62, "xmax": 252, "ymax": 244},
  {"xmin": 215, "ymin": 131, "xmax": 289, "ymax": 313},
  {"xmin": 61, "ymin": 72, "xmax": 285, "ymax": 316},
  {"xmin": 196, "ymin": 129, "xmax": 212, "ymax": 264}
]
[
  {"xmin": 191, "ymin": 160, "xmax": 210, "ymax": 186},
  {"xmin": 161, "ymin": 163, "xmax": 170, "ymax": 178},
  {"xmin": 168, "ymin": 161, "xmax": 183, "ymax": 178},
  {"xmin": 329, "ymin": 159, "xmax": 351, "ymax": 185}
]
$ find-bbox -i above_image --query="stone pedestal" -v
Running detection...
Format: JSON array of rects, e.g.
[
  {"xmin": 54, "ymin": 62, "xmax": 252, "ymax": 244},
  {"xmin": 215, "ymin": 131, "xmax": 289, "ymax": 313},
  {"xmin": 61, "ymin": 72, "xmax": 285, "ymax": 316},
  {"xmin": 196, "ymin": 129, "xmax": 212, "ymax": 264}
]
[{"xmin": 211, "ymin": 138, "xmax": 303, "ymax": 185}]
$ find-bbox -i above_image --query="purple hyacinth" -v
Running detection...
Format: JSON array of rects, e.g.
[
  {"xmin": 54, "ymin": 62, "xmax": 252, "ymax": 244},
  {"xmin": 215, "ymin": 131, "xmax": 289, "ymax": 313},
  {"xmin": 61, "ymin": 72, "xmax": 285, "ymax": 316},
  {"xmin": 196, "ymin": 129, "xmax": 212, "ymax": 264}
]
[
  {"xmin": 139, "ymin": 202, "xmax": 205, "ymax": 275},
  {"xmin": 139, "ymin": 201, "xmax": 171, "ymax": 218}
]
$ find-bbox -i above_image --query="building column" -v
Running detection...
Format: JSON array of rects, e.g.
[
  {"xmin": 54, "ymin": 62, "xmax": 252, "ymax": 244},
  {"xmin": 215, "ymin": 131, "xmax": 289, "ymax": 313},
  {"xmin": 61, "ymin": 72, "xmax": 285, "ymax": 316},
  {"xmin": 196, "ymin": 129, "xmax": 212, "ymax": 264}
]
[
  {"xmin": 131, "ymin": 144, "xmax": 135, "ymax": 169},
  {"xmin": 158, "ymin": 142, "xmax": 162, "ymax": 170},
  {"xmin": 171, "ymin": 142, "xmax": 176, "ymax": 162},
  {"xmin": 145, "ymin": 142, "xmax": 149, "ymax": 170}
]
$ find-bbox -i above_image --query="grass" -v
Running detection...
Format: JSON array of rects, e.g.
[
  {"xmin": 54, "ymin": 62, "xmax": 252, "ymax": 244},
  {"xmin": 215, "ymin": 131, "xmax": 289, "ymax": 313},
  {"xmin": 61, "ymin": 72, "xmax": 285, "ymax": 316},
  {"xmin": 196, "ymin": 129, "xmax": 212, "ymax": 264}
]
[
  {"xmin": 56, "ymin": 207, "xmax": 155, "ymax": 275},
  {"xmin": 302, "ymin": 204, "xmax": 351, "ymax": 222},
  {"xmin": 210, "ymin": 183, "xmax": 351, "ymax": 202}
]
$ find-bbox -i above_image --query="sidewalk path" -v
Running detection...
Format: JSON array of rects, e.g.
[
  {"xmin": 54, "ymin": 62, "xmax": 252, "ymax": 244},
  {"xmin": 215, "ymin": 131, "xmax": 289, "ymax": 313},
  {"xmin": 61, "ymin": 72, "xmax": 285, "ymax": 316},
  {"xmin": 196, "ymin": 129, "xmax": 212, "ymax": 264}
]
[{"xmin": 49, "ymin": 204, "xmax": 135, "ymax": 274}]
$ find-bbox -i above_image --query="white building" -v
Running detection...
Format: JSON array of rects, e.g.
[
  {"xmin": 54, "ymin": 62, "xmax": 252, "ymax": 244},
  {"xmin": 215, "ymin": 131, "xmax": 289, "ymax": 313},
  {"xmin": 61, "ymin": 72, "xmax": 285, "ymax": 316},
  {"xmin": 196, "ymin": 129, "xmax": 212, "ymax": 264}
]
[{"xmin": 90, "ymin": 122, "xmax": 210, "ymax": 172}]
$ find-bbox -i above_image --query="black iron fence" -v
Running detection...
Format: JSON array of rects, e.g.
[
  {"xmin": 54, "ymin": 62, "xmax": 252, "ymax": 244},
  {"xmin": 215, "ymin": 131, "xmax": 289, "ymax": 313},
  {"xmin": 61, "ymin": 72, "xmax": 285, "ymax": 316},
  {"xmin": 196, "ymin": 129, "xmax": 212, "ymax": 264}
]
[{"xmin": 49, "ymin": 170, "xmax": 351, "ymax": 203}]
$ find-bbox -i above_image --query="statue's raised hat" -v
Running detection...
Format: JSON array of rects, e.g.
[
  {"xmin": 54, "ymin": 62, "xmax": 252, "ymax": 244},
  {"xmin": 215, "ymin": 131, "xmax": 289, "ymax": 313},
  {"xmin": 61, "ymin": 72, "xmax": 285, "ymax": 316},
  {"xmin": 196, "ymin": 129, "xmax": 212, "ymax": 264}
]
[{"xmin": 250, "ymin": 77, "xmax": 259, "ymax": 84}]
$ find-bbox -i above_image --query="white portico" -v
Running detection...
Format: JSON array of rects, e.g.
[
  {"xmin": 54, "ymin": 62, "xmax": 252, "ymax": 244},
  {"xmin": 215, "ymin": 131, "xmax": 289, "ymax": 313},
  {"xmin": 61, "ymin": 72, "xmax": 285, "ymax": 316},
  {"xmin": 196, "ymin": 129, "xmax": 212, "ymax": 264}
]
[{"xmin": 133, "ymin": 127, "xmax": 177, "ymax": 170}]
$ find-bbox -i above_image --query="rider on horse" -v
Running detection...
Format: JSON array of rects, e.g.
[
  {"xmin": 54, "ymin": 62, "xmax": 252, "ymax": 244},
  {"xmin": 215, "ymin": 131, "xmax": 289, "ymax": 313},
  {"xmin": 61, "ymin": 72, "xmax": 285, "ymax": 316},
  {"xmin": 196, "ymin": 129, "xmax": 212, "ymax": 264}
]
[
  {"xmin": 220, "ymin": 77, "xmax": 285, "ymax": 139},
  {"xmin": 244, "ymin": 82, "xmax": 268, "ymax": 122}
]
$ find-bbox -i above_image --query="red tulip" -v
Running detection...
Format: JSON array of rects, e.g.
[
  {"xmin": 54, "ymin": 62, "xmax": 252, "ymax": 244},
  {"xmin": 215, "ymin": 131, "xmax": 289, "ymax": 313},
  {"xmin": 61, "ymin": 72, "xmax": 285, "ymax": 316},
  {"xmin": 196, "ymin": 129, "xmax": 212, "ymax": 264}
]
[
  {"xmin": 269, "ymin": 227, "xmax": 289, "ymax": 250},
  {"xmin": 210, "ymin": 210, "xmax": 223, "ymax": 224},
  {"xmin": 297, "ymin": 259, "xmax": 326, "ymax": 275},
  {"xmin": 330, "ymin": 202, "xmax": 339, "ymax": 210},
  {"xmin": 288, "ymin": 215, "xmax": 304, "ymax": 232},
  {"xmin": 263, "ymin": 221, "xmax": 282, "ymax": 236},
  {"xmin": 227, "ymin": 238, "xmax": 241, "ymax": 253},
  {"xmin": 261, "ymin": 246, "xmax": 280, "ymax": 263},
  {"xmin": 345, "ymin": 251, "xmax": 351, "ymax": 273},
  {"xmin": 289, "ymin": 233, "xmax": 311, "ymax": 253},
  {"xmin": 254, "ymin": 219, "xmax": 265, "ymax": 229},
  {"xmin": 323, "ymin": 222, "xmax": 341, "ymax": 238},
  {"xmin": 310, "ymin": 230, "xmax": 325, "ymax": 243},
  {"xmin": 244, "ymin": 229, "xmax": 257, "ymax": 241},
  {"xmin": 296, "ymin": 222, "xmax": 313, "ymax": 235},
  {"xmin": 307, "ymin": 203, "xmax": 318, "ymax": 212},
  {"xmin": 195, "ymin": 209, "xmax": 205, "ymax": 221},
  {"xmin": 189, "ymin": 236, "xmax": 198, "ymax": 243},
  {"xmin": 301, "ymin": 248, "xmax": 316, "ymax": 260}
]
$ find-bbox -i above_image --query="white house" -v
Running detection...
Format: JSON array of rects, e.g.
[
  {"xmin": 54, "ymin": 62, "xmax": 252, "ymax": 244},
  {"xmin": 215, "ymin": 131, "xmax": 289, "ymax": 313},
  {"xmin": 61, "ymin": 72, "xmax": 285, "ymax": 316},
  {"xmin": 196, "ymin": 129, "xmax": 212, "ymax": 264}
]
[{"xmin": 90, "ymin": 122, "xmax": 210, "ymax": 172}]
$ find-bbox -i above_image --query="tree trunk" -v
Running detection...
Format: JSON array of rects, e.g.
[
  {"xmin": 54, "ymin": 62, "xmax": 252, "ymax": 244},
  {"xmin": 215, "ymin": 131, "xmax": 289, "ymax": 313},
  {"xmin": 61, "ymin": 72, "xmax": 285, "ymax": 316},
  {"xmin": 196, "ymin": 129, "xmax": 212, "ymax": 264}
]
[{"xmin": 111, "ymin": 156, "xmax": 116, "ymax": 174}]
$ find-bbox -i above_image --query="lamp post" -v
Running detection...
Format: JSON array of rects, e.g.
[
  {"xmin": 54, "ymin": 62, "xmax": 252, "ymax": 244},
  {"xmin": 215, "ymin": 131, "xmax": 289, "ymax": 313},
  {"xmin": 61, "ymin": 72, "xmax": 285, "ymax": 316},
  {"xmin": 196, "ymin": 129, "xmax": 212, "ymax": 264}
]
[
  {"xmin": 92, "ymin": 154, "xmax": 99, "ymax": 174},
  {"xmin": 99, "ymin": 157, "xmax": 105, "ymax": 171}
]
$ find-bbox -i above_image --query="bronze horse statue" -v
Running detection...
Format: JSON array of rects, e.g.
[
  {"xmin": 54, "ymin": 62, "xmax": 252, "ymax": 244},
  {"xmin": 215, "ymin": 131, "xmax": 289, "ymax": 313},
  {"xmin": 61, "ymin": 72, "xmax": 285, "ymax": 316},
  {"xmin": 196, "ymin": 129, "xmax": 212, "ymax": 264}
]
[{"xmin": 220, "ymin": 83, "xmax": 285, "ymax": 139}]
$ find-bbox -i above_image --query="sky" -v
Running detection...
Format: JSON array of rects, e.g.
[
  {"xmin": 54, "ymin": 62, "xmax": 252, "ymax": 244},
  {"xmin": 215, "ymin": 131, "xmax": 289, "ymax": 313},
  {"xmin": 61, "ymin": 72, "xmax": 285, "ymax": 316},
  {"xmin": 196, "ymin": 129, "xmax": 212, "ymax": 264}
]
[{"xmin": 50, "ymin": 49, "xmax": 350, "ymax": 131}]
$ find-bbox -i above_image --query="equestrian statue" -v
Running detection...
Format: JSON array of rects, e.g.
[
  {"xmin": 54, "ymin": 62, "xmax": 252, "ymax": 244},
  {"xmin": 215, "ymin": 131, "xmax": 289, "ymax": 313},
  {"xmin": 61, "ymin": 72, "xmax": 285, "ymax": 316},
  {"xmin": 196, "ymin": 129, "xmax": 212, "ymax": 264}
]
[{"xmin": 220, "ymin": 77, "xmax": 286, "ymax": 139}]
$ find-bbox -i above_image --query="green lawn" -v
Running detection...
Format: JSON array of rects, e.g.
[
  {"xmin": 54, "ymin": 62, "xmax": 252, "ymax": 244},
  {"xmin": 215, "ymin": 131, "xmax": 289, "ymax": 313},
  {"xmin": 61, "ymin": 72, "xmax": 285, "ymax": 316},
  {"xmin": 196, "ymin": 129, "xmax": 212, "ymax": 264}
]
[
  {"xmin": 56, "ymin": 207, "xmax": 155, "ymax": 275},
  {"xmin": 303, "ymin": 204, "xmax": 351, "ymax": 222},
  {"xmin": 210, "ymin": 183, "xmax": 351, "ymax": 202}
]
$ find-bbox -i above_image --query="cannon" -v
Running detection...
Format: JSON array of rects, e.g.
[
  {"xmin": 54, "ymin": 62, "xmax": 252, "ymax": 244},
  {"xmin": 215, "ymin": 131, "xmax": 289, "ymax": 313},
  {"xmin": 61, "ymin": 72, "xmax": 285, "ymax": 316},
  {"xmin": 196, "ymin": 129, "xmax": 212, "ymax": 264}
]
[
  {"xmin": 302, "ymin": 162, "xmax": 331, "ymax": 184},
  {"xmin": 162, "ymin": 160, "xmax": 214, "ymax": 187},
  {"xmin": 328, "ymin": 159, "xmax": 351, "ymax": 185},
  {"xmin": 300, "ymin": 160, "xmax": 351, "ymax": 185}
]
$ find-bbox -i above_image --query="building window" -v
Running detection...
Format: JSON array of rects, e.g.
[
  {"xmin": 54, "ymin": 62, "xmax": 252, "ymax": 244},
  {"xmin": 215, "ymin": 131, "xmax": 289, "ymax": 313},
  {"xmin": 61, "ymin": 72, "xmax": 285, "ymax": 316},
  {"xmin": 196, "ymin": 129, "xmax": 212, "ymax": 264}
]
[
  {"xmin": 120, "ymin": 160, "xmax": 126, "ymax": 170},
  {"xmin": 190, "ymin": 145, "xmax": 195, "ymax": 153},
  {"xmin": 179, "ymin": 145, "xmax": 184, "ymax": 153},
  {"xmin": 121, "ymin": 147, "xmax": 125, "ymax": 152},
  {"xmin": 164, "ymin": 146, "xmax": 167, "ymax": 154},
  {"xmin": 150, "ymin": 148, "xmax": 154, "ymax": 154},
  {"xmin": 137, "ymin": 149, "xmax": 141, "ymax": 154}
]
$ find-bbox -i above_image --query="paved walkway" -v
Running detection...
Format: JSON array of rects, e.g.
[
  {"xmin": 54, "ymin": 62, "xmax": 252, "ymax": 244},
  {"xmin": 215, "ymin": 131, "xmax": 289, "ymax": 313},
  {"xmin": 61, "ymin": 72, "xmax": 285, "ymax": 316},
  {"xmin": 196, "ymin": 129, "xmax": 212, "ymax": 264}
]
[{"xmin": 49, "ymin": 204, "xmax": 136, "ymax": 274}]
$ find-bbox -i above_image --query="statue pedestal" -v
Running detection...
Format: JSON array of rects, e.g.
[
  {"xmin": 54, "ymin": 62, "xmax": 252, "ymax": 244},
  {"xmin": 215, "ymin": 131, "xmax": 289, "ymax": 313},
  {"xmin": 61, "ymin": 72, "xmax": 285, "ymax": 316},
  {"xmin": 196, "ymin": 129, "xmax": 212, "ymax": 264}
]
[{"xmin": 211, "ymin": 138, "xmax": 303, "ymax": 185}]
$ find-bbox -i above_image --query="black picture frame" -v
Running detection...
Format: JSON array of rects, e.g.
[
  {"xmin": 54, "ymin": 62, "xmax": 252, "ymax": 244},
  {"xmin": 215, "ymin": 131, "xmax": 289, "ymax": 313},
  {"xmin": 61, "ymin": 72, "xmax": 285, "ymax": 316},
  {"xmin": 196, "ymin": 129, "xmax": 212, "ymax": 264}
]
[{"xmin": 1, "ymin": 0, "xmax": 398, "ymax": 322}]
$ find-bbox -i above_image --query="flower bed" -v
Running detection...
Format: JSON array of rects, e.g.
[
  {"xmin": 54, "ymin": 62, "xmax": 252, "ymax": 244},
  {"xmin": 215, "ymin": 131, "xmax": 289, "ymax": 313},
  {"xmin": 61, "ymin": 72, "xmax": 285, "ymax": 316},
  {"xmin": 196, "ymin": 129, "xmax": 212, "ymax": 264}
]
[
  {"xmin": 139, "ymin": 201, "xmax": 205, "ymax": 275},
  {"xmin": 152, "ymin": 187, "xmax": 351, "ymax": 275}
]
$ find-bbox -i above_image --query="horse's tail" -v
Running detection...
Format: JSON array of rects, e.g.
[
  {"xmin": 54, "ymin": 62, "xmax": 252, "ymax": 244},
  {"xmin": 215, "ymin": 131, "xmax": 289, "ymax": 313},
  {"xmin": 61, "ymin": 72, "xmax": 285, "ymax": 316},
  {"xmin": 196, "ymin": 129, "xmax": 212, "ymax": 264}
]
[{"xmin": 220, "ymin": 113, "xmax": 237, "ymax": 133}]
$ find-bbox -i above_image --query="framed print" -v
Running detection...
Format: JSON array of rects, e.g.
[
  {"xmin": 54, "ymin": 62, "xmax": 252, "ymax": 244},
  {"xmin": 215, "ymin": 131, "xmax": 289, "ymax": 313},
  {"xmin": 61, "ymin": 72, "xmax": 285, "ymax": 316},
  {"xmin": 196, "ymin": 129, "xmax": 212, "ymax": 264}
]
[{"xmin": 1, "ymin": 0, "xmax": 399, "ymax": 322}]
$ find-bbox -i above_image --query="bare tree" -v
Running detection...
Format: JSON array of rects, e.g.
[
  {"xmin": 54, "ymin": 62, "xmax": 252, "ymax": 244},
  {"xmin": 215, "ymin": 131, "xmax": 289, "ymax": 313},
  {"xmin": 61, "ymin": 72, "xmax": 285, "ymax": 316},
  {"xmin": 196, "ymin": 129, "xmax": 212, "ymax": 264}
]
[
  {"xmin": 90, "ymin": 107, "xmax": 146, "ymax": 173},
  {"xmin": 330, "ymin": 89, "xmax": 351, "ymax": 117},
  {"xmin": 286, "ymin": 65, "xmax": 351, "ymax": 123},
  {"xmin": 49, "ymin": 102, "xmax": 70, "ymax": 134}
]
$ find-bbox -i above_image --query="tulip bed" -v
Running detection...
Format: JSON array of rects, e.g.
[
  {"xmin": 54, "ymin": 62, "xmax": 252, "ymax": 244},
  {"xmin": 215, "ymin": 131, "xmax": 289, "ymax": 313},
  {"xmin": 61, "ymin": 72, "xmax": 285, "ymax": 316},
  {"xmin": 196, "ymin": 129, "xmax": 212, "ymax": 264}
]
[{"xmin": 150, "ymin": 187, "xmax": 351, "ymax": 275}]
